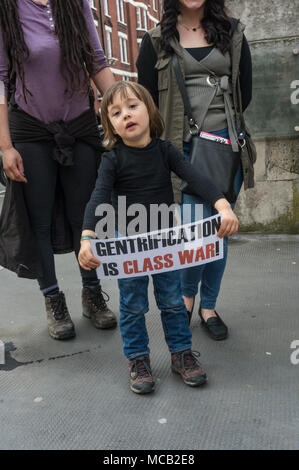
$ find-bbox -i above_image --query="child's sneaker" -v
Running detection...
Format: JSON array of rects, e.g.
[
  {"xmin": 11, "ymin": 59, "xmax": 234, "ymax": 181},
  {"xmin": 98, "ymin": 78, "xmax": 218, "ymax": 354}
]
[
  {"xmin": 128, "ymin": 355, "xmax": 155, "ymax": 394},
  {"xmin": 171, "ymin": 350, "xmax": 207, "ymax": 386}
]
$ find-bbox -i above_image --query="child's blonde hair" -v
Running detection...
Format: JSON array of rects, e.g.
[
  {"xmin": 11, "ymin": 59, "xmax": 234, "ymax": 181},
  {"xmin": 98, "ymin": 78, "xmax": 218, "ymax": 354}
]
[{"xmin": 101, "ymin": 81, "xmax": 165, "ymax": 149}]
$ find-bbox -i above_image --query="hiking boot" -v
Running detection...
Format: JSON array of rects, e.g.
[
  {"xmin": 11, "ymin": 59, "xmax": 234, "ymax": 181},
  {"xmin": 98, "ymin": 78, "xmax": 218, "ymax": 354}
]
[
  {"xmin": 82, "ymin": 286, "xmax": 117, "ymax": 329},
  {"xmin": 129, "ymin": 355, "xmax": 155, "ymax": 394},
  {"xmin": 171, "ymin": 350, "xmax": 207, "ymax": 386},
  {"xmin": 45, "ymin": 291, "xmax": 76, "ymax": 340}
]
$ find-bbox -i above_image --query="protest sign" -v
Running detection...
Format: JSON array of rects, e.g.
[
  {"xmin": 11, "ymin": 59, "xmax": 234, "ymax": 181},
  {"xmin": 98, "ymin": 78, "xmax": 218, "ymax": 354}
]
[{"xmin": 90, "ymin": 214, "xmax": 223, "ymax": 280}]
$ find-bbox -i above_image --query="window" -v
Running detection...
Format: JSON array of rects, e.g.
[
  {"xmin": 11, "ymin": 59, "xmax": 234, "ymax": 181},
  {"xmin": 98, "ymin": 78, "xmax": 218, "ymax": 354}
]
[
  {"xmin": 103, "ymin": 0, "xmax": 109, "ymax": 16},
  {"xmin": 116, "ymin": 0, "xmax": 120, "ymax": 21},
  {"xmin": 116, "ymin": 0, "xmax": 126, "ymax": 24},
  {"xmin": 136, "ymin": 7, "xmax": 142, "ymax": 29},
  {"xmin": 88, "ymin": 0, "xmax": 95, "ymax": 8},
  {"xmin": 136, "ymin": 6, "xmax": 147, "ymax": 30},
  {"xmin": 153, "ymin": 0, "xmax": 157, "ymax": 12},
  {"xmin": 119, "ymin": 34, "xmax": 129, "ymax": 64},
  {"xmin": 143, "ymin": 9, "xmax": 147, "ymax": 30},
  {"xmin": 120, "ymin": 0, "xmax": 125, "ymax": 22},
  {"xmin": 105, "ymin": 27, "xmax": 113, "ymax": 58}
]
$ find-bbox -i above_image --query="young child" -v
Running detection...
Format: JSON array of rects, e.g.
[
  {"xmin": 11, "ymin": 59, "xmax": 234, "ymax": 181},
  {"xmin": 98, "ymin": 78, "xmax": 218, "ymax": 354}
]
[{"xmin": 78, "ymin": 82, "xmax": 238, "ymax": 394}]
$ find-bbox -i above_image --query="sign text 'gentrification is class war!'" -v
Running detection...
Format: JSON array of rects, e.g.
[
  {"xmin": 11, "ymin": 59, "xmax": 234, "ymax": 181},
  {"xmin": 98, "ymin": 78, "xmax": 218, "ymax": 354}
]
[{"xmin": 91, "ymin": 215, "xmax": 224, "ymax": 279}]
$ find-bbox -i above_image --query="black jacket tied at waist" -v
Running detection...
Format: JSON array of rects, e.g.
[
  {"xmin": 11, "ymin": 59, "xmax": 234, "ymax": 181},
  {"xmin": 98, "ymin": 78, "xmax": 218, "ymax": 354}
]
[
  {"xmin": 9, "ymin": 100, "xmax": 103, "ymax": 166},
  {"xmin": 0, "ymin": 101, "xmax": 103, "ymax": 280},
  {"xmin": 48, "ymin": 121, "xmax": 76, "ymax": 166}
]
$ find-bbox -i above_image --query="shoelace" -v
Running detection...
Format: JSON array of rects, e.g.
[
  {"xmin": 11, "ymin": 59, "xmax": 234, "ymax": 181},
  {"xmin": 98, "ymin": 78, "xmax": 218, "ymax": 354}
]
[
  {"xmin": 131, "ymin": 356, "xmax": 151, "ymax": 378},
  {"xmin": 50, "ymin": 295, "xmax": 68, "ymax": 321},
  {"xmin": 88, "ymin": 286, "xmax": 110, "ymax": 311},
  {"xmin": 180, "ymin": 350, "xmax": 201, "ymax": 371}
]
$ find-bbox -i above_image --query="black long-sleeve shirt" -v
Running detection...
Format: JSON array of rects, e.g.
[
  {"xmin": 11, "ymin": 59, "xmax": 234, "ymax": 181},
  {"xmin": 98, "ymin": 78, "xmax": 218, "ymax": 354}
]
[
  {"xmin": 136, "ymin": 18, "xmax": 252, "ymax": 112},
  {"xmin": 83, "ymin": 138, "xmax": 224, "ymax": 235}
]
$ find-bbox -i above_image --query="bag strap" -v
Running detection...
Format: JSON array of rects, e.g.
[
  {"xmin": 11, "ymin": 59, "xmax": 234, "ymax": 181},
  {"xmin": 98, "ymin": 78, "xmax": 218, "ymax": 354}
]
[
  {"xmin": 172, "ymin": 54, "xmax": 200, "ymax": 135},
  {"xmin": 236, "ymin": 75, "xmax": 246, "ymax": 144},
  {"xmin": 172, "ymin": 54, "xmax": 219, "ymax": 136}
]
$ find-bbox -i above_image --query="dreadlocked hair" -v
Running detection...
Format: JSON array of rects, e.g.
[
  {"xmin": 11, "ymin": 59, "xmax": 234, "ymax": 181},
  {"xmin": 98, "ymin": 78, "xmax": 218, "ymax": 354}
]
[
  {"xmin": 0, "ymin": 0, "xmax": 97, "ymax": 102},
  {"xmin": 0, "ymin": 0, "xmax": 30, "ymax": 101},
  {"xmin": 160, "ymin": 0, "xmax": 232, "ymax": 55}
]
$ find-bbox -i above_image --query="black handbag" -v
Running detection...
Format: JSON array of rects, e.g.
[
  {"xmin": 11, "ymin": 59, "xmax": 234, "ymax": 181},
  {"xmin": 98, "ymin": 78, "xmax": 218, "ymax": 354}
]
[{"xmin": 172, "ymin": 54, "xmax": 243, "ymax": 204}]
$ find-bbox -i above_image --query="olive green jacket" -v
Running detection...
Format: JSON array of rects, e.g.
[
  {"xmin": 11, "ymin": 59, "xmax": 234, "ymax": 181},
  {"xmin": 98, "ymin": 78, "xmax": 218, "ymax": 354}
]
[{"xmin": 147, "ymin": 21, "xmax": 256, "ymax": 203}]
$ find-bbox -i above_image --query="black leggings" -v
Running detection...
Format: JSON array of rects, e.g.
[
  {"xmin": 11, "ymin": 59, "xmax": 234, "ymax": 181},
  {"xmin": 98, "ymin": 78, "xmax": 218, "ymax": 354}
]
[{"xmin": 15, "ymin": 141, "xmax": 99, "ymax": 292}]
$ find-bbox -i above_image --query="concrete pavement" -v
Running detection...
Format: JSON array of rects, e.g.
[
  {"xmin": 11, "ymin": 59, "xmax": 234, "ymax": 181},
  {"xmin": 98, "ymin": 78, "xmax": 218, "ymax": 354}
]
[{"xmin": 0, "ymin": 189, "xmax": 299, "ymax": 450}]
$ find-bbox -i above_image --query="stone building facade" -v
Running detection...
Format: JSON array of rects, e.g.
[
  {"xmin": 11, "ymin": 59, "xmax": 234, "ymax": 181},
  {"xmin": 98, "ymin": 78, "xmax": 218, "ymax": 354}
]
[{"xmin": 226, "ymin": 0, "xmax": 299, "ymax": 233}]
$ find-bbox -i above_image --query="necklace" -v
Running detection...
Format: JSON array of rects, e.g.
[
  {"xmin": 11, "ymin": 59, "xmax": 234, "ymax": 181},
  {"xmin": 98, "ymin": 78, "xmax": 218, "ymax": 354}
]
[{"xmin": 178, "ymin": 21, "xmax": 202, "ymax": 32}]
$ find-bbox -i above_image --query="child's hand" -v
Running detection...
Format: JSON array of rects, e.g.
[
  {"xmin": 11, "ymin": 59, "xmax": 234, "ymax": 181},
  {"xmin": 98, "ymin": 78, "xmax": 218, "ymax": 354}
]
[
  {"xmin": 214, "ymin": 198, "xmax": 239, "ymax": 238},
  {"xmin": 217, "ymin": 209, "xmax": 239, "ymax": 238},
  {"xmin": 78, "ymin": 240, "xmax": 101, "ymax": 271}
]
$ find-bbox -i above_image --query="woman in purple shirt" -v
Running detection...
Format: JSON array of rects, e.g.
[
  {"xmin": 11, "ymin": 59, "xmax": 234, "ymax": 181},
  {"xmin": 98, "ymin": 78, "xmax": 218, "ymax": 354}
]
[{"xmin": 0, "ymin": 0, "xmax": 117, "ymax": 340}]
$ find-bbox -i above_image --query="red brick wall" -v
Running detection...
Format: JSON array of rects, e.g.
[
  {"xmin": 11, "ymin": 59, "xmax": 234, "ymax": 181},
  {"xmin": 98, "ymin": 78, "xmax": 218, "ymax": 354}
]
[
  {"xmin": 89, "ymin": 0, "xmax": 162, "ymax": 109},
  {"xmin": 99, "ymin": 1, "xmax": 161, "ymax": 80}
]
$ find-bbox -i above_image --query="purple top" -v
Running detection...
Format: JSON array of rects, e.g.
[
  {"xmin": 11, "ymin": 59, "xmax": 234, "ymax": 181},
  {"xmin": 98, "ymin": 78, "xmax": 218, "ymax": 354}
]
[{"xmin": 0, "ymin": 0, "xmax": 109, "ymax": 124}]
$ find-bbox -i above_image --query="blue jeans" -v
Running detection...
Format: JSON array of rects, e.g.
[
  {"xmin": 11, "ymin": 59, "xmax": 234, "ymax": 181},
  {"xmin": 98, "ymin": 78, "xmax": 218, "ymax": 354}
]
[
  {"xmin": 180, "ymin": 128, "xmax": 243, "ymax": 309},
  {"xmin": 118, "ymin": 270, "xmax": 192, "ymax": 359}
]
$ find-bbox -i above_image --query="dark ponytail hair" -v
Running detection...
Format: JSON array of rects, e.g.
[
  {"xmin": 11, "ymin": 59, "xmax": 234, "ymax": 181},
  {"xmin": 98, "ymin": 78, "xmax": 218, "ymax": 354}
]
[{"xmin": 160, "ymin": 0, "xmax": 232, "ymax": 55}]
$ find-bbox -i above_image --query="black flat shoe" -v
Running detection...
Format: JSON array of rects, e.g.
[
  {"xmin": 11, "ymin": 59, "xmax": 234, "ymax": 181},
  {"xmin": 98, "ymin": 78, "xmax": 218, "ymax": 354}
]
[{"xmin": 198, "ymin": 306, "xmax": 228, "ymax": 340}]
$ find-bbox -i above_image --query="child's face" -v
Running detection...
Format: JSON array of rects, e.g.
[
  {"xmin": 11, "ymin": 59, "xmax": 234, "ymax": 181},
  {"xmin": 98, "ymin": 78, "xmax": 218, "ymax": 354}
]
[{"xmin": 108, "ymin": 89, "xmax": 151, "ymax": 147}]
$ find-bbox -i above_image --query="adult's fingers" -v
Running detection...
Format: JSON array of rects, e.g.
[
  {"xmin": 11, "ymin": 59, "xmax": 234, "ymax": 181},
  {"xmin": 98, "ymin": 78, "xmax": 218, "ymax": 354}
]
[
  {"xmin": 16, "ymin": 157, "xmax": 28, "ymax": 183},
  {"xmin": 3, "ymin": 151, "xmax": 27, "ymax": 183},
  {"xmin": 5, "ymin": 164, "xmax": 27, "ymax": 183}
]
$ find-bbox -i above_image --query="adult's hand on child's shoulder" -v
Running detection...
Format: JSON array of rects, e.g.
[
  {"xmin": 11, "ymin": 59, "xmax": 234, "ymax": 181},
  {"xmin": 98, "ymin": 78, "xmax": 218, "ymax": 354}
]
[{"xmin": 79, "ymin": 240, "xmax": 101, "ymax": 271}]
